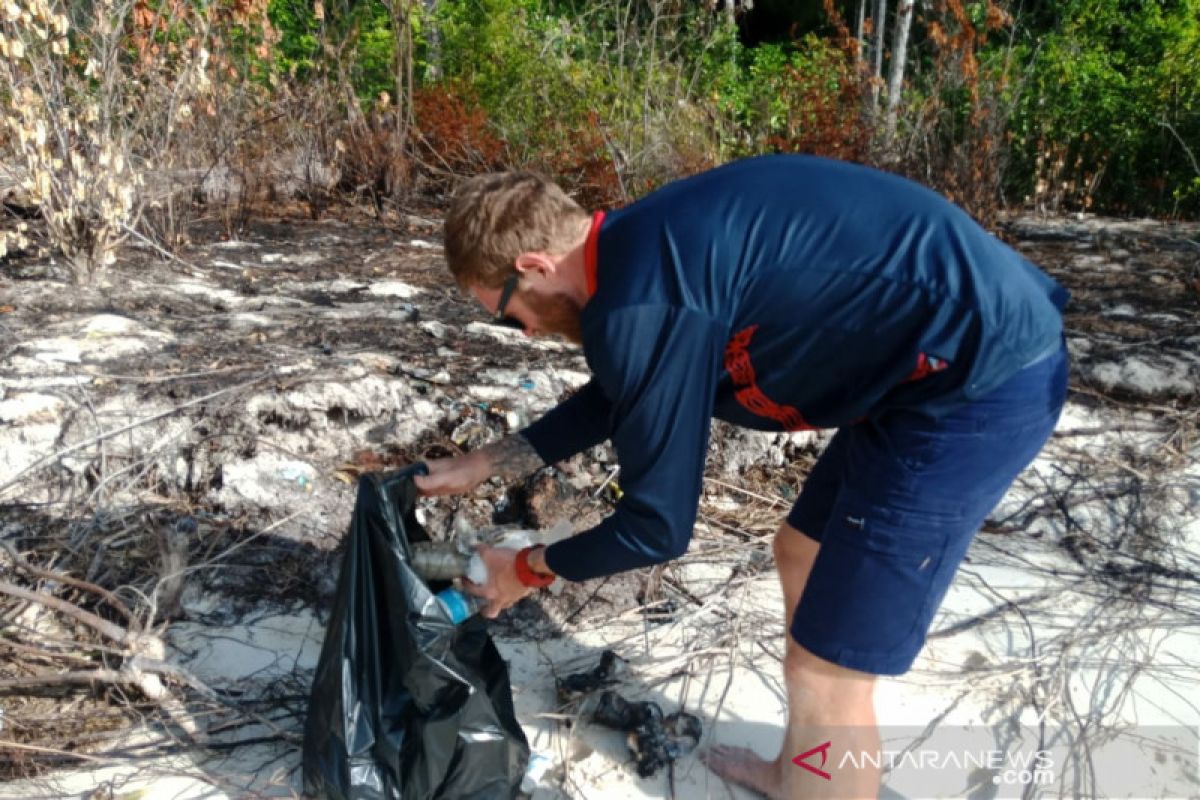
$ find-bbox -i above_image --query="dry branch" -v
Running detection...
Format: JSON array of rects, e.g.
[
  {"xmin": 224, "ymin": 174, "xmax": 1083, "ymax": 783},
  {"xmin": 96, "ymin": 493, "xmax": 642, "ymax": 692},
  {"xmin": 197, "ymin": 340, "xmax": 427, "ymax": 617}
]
[{"xmin": 0, "ymin": 539, "xmax": 138, "ymax": 627}]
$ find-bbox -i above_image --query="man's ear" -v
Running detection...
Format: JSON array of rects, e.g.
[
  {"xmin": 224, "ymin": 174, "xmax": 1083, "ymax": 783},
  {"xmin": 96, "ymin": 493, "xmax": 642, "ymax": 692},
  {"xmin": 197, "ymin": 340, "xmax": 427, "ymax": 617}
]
[{"xmin": 515, "ymin": 251, "xmax": 555, "ymax": 278}]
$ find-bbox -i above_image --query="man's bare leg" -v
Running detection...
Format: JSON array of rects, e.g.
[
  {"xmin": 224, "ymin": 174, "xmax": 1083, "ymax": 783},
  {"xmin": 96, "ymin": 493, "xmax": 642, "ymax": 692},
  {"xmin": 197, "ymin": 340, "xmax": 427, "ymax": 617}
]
[{"xmin": 703, "ymin": 522, "xmax": 881, "ymax": 799}]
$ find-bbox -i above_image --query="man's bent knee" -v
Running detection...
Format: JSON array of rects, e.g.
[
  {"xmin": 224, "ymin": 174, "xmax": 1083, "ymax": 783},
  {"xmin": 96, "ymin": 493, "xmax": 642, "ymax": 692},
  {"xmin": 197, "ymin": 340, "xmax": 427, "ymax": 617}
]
[{"xmin": 773, "ymin": 521, "xmax": 819, "ymax": 564}]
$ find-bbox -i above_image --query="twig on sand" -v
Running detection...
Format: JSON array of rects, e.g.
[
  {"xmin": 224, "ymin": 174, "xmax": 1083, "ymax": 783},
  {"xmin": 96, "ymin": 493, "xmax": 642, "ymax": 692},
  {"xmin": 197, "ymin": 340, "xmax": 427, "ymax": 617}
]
[{"xmin": 703, "ymin": 476, "xmax": 789, "ymax": 507}]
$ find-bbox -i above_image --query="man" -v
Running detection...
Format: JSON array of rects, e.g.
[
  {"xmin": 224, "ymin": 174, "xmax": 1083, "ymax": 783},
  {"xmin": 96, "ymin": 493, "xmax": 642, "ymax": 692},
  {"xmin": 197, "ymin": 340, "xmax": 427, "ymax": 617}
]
[{"xmin": 414, "ymin": 155, "xmax": 1068, "ymax": 799}]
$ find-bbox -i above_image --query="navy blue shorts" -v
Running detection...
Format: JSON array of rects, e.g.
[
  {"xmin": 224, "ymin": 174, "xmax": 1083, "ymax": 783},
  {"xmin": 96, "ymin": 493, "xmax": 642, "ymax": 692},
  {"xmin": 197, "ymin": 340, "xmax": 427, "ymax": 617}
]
[{"xmin": 786, "ymin": 345, "xmax": 1068, "ymax": 675}]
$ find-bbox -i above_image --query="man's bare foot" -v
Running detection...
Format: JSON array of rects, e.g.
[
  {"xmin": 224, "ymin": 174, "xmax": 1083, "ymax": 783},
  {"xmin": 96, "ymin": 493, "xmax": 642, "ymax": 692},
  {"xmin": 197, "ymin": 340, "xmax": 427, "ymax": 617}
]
[{"xmin": 701, "ymin": 744, "xmax": 784, "ymax": 799}]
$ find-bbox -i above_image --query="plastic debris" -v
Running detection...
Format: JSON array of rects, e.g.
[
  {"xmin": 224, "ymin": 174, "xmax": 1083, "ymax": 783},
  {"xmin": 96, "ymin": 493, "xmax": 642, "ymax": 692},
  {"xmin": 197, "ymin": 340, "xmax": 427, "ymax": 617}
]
[
  {"xmin": 520, "ymin": 751, "xmax": 556, "ymax": 793},
  {"xmin": 556, "ymin": 649, "xmax": 625, "ymax": 703},
  {"xmin": 592, "ymin": 691, "xmax": 703, "ymax": 779}
]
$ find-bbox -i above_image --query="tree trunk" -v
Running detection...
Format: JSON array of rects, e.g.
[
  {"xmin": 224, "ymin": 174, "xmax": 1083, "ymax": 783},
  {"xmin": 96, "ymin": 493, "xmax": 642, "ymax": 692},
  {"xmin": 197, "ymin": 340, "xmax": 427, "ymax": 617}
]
[
  {"xmin": 871, "ymin": 0, "xmax": 888, "ymax": 111},
  {"xmin": 885, "ymin": 0, "xmax": 915, "ymax": 143},
  {"xmin": 423, "ymin": 0, "xmax": 441, "ymax": 80}
]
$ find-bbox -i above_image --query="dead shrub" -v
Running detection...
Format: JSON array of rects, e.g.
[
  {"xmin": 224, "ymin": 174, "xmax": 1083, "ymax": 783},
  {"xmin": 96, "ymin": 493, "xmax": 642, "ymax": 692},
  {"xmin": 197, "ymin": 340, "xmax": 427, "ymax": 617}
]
[
  {"xmin": 886, "ymin": 0, "xmax": 1015, "ymax": 225},
  {"xmin": 765, "ymin": 43, "xmax": 872, "ymax": 164},
  {"xmin": 412, "ymin": 82, "xmax": 506, "ymax": 187},
  {"xmin": 335, "ymin": 108, "xmax": 412, "ymax": 218},
  {"xmin": 531, "ymin": 112, "xmax": 626, "ymax": 209}
]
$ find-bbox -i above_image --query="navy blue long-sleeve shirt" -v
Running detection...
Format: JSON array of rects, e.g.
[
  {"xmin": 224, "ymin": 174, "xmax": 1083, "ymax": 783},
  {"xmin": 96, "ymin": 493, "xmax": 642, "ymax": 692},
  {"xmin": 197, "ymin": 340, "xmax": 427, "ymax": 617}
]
[{"xmin": 521, "ymin": 155, "xmax": 1067, "ymax": 582}]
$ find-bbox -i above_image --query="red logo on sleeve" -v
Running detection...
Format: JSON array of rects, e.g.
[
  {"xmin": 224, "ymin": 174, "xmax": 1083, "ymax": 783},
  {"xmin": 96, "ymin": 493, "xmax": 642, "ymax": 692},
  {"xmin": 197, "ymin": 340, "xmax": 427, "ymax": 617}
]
[{"xmin": 725, "ymin": 325, "xmax": 815, "ymax": 432}]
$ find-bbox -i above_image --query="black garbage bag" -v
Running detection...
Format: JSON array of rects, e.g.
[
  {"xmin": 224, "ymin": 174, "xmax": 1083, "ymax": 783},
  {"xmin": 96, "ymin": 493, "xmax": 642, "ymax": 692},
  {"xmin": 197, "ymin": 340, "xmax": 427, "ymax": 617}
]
[{"xmin": 303, "ymin": 466, "xmax": 530, "ymax": 799}]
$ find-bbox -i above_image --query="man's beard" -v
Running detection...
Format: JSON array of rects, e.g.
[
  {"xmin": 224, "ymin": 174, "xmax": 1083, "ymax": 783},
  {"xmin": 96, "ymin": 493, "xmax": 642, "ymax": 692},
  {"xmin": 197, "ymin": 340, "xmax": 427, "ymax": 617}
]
[{"xmin": 526, "ymin": 292, "xmax": 584, "ymax": 345}]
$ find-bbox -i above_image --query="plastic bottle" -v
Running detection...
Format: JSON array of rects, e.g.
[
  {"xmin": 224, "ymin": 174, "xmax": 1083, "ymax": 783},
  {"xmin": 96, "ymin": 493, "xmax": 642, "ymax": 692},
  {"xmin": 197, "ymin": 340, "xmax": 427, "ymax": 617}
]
[
  {"xmin": 435, "ymin": 586, "xmax": 487, "ymax": 624},
  {"xmin": 410, "ymin": 541, "xmax": 472, "ymax": 581},
  {"xmin": 424, "ymin": 529, "xmax": 539, "ymax": 623}
]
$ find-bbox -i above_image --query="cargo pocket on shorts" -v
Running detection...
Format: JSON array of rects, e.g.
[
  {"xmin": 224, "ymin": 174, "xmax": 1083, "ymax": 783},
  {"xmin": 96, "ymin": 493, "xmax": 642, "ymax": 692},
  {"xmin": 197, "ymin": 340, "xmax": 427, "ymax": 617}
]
[{"xmin": 797, "ymin": 506, "xmax": 950, "ymax": 657}]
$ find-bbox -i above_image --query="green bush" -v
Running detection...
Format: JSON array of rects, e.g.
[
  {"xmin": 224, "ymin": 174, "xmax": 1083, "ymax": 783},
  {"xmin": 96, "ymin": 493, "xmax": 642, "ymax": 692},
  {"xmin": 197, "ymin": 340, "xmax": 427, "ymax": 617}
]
[{"xmin": 1008, "ymin": 0, "xmax": 1200, "ymax": 215}]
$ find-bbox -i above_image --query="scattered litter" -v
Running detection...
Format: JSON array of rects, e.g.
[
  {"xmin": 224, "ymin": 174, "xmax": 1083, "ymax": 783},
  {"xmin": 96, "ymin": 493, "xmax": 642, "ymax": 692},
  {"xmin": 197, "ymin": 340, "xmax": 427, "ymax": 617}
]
[
  {"xmin": 521, "ymin": 750, "xmax": 556, "ymax": 793},
  {"xmin": 396, "ymin": 301, "xmax": 419, "ymax": 322},
  {"xmin": 278, "ymin": 464, "xmax": 313, "ymax": 492}
]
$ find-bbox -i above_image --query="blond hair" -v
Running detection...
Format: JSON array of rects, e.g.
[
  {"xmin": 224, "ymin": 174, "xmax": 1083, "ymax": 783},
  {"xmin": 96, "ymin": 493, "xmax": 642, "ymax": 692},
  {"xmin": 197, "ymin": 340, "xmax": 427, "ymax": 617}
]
[{"xmin": 443, "ymin": 172, "xmax": 590, "ymax": 289}]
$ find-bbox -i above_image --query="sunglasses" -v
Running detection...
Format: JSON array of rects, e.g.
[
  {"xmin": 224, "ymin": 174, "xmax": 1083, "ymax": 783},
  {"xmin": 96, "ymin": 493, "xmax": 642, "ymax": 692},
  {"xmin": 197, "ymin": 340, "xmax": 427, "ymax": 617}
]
[{"xmin": 493, "ymin": 273, "xmax": 522, "ymax": 329}]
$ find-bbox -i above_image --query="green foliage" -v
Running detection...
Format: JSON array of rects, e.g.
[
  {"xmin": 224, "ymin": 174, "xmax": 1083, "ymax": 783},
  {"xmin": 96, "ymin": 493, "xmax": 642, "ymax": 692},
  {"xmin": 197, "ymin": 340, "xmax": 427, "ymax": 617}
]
[
  {"xmin": 268, "ymin": 0, "xmax": 397, "ymax": 103},
  {"xmin": 1007, "ymin": 0, "xmax": 1200, "ymax": 214},
  {"xmin": 268, "ymin": 0, "xmax": 321, "ymax": 79},
  {"xmin": 432, "ymin": 0, "xmax": 732, "ymax": 198},
  {"xmin": 113, "ymin": 0, "xmax": 1200, "ymax": 218}
]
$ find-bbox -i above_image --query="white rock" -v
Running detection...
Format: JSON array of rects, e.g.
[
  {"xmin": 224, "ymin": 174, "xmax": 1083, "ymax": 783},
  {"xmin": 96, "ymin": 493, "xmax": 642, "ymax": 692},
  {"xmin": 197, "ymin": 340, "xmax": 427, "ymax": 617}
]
[
  {"xmin": 230, "ymin": 312, "xmax": 274, "ymax": 328},
  {"xmin": 464, "ymin": 322, "xmax": 573, "ymax": 352},
  {"xmin": 83, "ymin": 314, "xmax": 143, "ymax": 336},
  {"xmin": 174, "ymin": 282, "xmax": 241, "ymax": 304},
  {"xmin": 1090, "ymin": 357, "xmax": 1196, "ymax": 397},
  {"xmin": 366, "ymin": 280, "xmax": 421, "ymax": 299},
  {"xmin": 0, "ymin": 393, "xmax": 65, "ymax": 424},
  {"xmin": 282, "ymin": 252, "xmax": 324, "ymax": 266},
  {"xmin": 1101, "ymin": 303, "xmax": 1138, "ymax": 317},
  {"xmin": 467, "ymin": 385, "xmax": 512, "ymax": 402},
  {"xmin": 24, "ymin": 315, "xmax": 175, "ymax": 363},
  {"xmin": 0, "ymin": 375, "xmax": 93, "ymax": 390},
  {"xmin": 419, "ymin": 320, "xmax": 447, "ymax": 338},
  {"xmin": 0, "ymin": 422, "xmax": 60, "ymax": 485},
  {"xmin": 30, "ymin": 338, "xmax": 83, "ymax": 363}
]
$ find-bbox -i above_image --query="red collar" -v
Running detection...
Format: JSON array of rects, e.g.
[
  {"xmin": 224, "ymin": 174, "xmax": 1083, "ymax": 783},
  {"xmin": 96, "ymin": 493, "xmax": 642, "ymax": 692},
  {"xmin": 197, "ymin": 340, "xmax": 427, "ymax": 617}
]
[{"xmin": 584, "ymin": 210, "xmax": 605, "ymax": 298}]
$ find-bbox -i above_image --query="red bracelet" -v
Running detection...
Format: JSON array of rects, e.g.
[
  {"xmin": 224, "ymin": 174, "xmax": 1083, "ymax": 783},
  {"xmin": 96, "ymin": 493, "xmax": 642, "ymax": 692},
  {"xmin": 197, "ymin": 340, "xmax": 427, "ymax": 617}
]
[{"xmin": 514, "ymin": 545, "xmax": 555, "ymax": 588}]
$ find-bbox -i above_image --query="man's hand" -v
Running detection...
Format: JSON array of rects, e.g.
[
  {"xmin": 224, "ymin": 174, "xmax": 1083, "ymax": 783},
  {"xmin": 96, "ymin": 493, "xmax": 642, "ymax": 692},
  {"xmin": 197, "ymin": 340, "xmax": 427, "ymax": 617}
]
[
  {"xmin": 413, "ymin": 434, "xmax": 546, "ymax": 496},
  {"xmin": 413, "ymin": 451, "xmax": 490, "ymax": 496},
  {"xmin": 463, "ymin": 545, "xmax": 535, "ymax": 618}
]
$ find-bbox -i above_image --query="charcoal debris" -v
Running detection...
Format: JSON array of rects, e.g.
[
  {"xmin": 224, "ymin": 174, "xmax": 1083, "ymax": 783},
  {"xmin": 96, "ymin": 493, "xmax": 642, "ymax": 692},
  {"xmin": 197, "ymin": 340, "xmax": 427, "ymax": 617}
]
[
  {"xmin": 592, "ymin": 690, "xmax": 703, "ymax": 778},
  {"xmin": 556, "ymin": 649, "xmax": 625, "ymax": 703}
]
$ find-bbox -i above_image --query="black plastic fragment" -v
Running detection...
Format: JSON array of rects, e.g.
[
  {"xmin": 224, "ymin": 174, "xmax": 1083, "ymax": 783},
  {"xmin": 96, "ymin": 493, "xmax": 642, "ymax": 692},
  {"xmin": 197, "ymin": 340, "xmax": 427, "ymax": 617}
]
[
  {"xmin": 592, "ymin": 690, "xmax": 703, "ymax": 778},
  {"xmin": 556, "ymin": 649, "xmax": 624, "ymax": 703}
]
